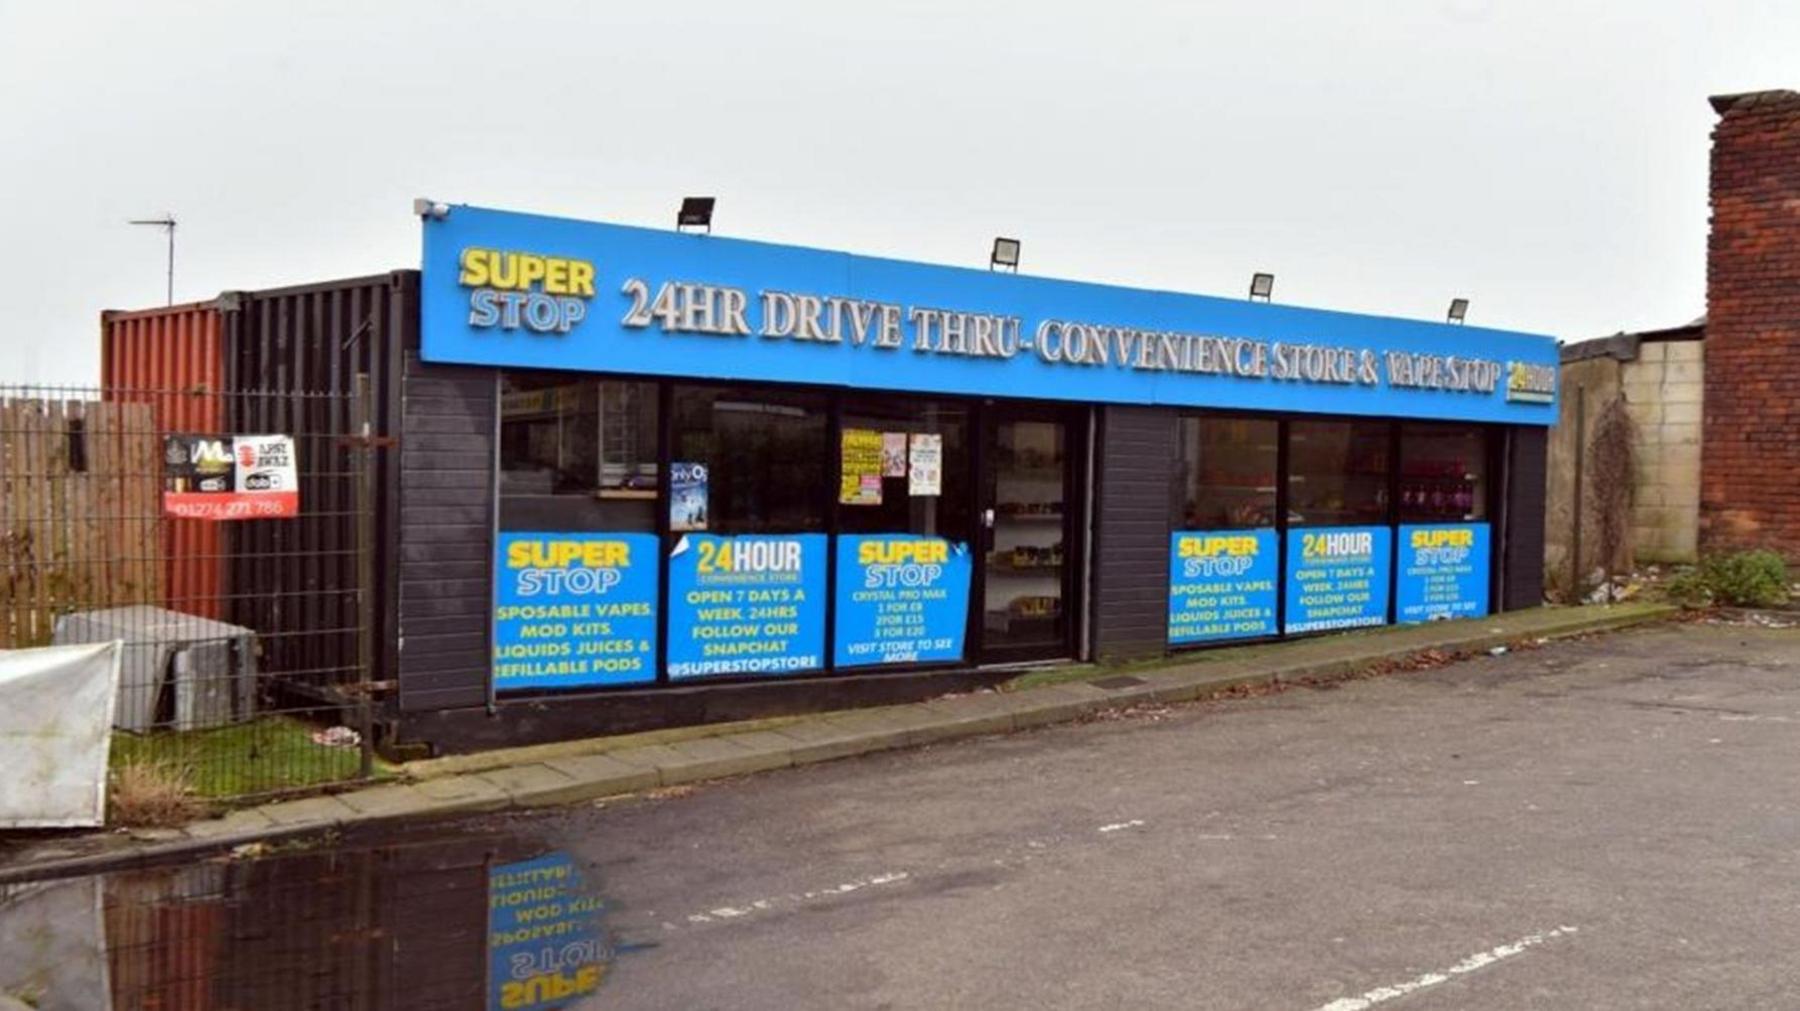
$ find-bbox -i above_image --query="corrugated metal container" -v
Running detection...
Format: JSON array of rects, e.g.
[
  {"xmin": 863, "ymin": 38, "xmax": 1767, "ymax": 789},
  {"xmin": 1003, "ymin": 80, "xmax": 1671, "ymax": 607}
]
[
  {"xmin": 100, "ymin": 302, "xmax": 228, "ymax": 619},
  {"xmin": 220, "ymin": 273, "xmax": 409, "ymax": 697},
  {"xmin": 98, "ymin": 273, "xmax": 410, "ymax": 703}
]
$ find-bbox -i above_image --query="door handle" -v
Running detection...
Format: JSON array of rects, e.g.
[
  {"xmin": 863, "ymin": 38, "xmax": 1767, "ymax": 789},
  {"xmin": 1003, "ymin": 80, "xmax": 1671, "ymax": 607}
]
[{"xmin": 982, "ymin": 508, "xmax": 995, "ymax": 529}]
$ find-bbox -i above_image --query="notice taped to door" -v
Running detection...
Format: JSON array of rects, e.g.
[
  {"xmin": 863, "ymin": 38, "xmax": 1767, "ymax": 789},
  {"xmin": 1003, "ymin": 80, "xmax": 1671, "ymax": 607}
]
[
  {"xmin": 162, "ymin": 434, "xmax": 299, "ymax": 520},
  {"xmin": 907, "ymin": 433, "xmax": 942, "ymax": 496}
]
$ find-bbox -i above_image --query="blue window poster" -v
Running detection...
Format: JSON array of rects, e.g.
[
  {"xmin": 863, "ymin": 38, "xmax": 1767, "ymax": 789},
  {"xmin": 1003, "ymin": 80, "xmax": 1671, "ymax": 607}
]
[
  {"xmin": 670, "ymin": 461, "xmax": 708, "ymax": 531},
  {"xmin": 493, "ymin": 532, "xmax": 659, "ymax": 691},
  {"xmin": 833, "ymin": 534, "xmax": 972, "ymax": 667},
  {"xmin": 488, "ymin": 851, "xmax": 610, "ymax": 1011},
  {"xmin": 1168, "ymin": 529, "xmax": 1279, "ymax": 644},
  {"xmin": 667, "ymin": 533, "xmax": 827, "ymax": 679},
  {"xmin": 1284, "ymin": 525, "xmax": 1392, "ymax": 633},
  {"xmin": 1396, "ymin": 522, "xmax": 1491, "ymax": 622}
]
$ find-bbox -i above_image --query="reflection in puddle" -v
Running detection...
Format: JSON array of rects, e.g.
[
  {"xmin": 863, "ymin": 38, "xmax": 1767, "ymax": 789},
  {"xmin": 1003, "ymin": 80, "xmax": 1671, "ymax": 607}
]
[
  {"xmin": 489, "ymin": 852, "xmax": 608, "ymax": 1010},
  {"xmin": 1, "ymin": 829, "xmax": 616, "ymax": 1010}
]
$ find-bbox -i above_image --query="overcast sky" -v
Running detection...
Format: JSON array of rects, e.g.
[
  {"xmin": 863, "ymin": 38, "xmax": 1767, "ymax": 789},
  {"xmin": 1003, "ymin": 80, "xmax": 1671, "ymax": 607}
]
[{"xmin": 1, "ymin": 1, "xmax": 1793, "ymax": 386}]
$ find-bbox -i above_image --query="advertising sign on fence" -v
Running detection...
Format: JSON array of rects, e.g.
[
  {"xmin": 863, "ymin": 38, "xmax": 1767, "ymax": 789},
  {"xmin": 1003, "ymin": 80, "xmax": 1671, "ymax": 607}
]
[
  {"xmin": 1284, "ymin": 525, "xmax": 1392, "ymax": 633},
  {"xmin": 492, "ymin": 532, "xmax": 659, "ymax": 691},
  {"xmin": 1396, "ymin": 523, "xmax": 1491, "ymax": 622},
  {"xmin": 833, "ymin": 534, "xmax": 971, "ymax": 667},
  {"xmin": 163, "ymin": 433, "xmax": 299, "ymax": 519},
  {"xmin": 487, "ymin": 851, "xmax": 610, "ymax": 1011},
  {"xmin": 666, "ymin": 533, "xmax": 827, "ymax": 680},
  {"xmin": 1168, "ymin": 529, "xmax": 1279, "ymax": 644}
]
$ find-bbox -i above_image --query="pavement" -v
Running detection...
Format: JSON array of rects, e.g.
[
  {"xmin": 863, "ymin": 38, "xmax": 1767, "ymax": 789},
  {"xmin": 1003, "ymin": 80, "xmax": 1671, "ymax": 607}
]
[
  {"xmin": 6, "ymin": 611, "xmax": 1799, "ymax": 1009},
  {"xmin": 0, "ymin": 602, "xmax": 1672, "ymax": 883}
]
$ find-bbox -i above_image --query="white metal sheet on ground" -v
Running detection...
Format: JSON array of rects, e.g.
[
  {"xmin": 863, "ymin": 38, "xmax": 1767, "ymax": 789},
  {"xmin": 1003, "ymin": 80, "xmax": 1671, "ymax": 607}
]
[{"xmin": 0, "ymin": 641, "xmax": 121, "ymax": 828}]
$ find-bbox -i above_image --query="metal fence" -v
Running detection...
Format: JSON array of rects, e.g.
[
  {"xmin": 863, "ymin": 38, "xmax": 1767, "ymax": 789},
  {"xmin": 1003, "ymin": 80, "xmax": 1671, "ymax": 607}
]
[{"xmin": 0, "ymin": 384, "xmax": 381, "ymax": 800}]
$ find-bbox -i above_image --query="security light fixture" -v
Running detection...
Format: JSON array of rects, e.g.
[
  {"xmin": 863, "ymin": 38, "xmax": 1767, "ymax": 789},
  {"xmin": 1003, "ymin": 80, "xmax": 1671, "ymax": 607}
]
[
  {"xmin": 412, "ymin": 198, "xmax": 450, "ymax": 220},
  {"xmin": 677, "ymin": 197, "xmax": 715, "ymax": 233},
  {"xmin": 990, "ymin": 237, "xmax": 1021, "ymax": 272},
  {"xmin": 1447, "ymin": 298, "xmax": 1470, "ymax": 325},
  {"xmin": 1249, "ymin": 272, "xmax": 1275, "ymax": 302}
]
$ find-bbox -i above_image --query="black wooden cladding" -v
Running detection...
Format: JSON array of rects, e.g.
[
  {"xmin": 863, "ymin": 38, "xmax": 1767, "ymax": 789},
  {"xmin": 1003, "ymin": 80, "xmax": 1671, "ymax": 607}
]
[
  {"xmin": 396, "ymin": 352, "xmax": 495, "ymax": 713},
  {"xmin": 1504, "ymin": 425, "xmax": 1548, "ymax": 611},
  {"xmin": 1091, "ymin": 405, "xmax": 1175, "ymax": 661},
  {"xmin": 218, "ymin": 272, "xmax": 408, "ymax": 703}
]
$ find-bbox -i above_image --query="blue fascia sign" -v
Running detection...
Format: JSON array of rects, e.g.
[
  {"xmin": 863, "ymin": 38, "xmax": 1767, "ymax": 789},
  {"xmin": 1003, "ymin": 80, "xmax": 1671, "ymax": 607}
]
[{"xmin": 420, "ymin": 205, "xmax": 1559, "ymax": 425}]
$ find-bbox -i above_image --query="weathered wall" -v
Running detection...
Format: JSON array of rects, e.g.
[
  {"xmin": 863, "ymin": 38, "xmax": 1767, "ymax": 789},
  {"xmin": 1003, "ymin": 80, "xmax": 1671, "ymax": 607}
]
[
  {"xmin": 1702, "ymin": 90, "xmax": 1800, "ymax": 558},
  {"xmin": 1545, "ymin": 335, "xmax": 1706, "ymax": 593},
  {"xmin": 1545, "ymin": 356, "xmax": 1624, "ymax": 596},
  {"xmin": 1623, "ymin": 340, "xmax": 1704, "ymax": 563}
]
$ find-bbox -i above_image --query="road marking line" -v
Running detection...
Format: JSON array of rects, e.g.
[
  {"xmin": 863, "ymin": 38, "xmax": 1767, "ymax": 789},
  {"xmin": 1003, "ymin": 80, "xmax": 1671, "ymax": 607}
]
[
  {"xmin": 1310, "ymin": 925, "xmax": 1578, "ymax": 1011},
  {"xmin": 675, "ymin": 872, "xmax": 910, "ymax": 928},
  {"xmin": 1098, "ymin": 819, "xmax": 1146, "ymax": 833}
]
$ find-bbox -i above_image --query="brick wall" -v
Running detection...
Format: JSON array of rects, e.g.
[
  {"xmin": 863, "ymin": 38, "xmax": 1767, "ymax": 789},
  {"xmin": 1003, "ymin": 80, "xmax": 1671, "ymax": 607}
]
[{"xmin": 1702, "ymin": 90, "xmax": 1800, "ymax": 557}]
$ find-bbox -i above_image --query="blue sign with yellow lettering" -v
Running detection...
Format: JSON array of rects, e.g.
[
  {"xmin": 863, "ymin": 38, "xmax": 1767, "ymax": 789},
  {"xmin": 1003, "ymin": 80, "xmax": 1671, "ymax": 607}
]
[
  {"xmin": 1168, "ymin": 528, "xmax": 1279, "ymax": 644},
  {"xmin": 487, "ymin": 852, "xmax": 609, "ymax": 1011},
  {"xmin": 421, "ymin": 206, "xmax": 1558, "ymax": 425},
  {"xmin": 834, "ymin": 534, "xmax": 972, "ymax": 667},
  {"xmin": 493, "ymin": 532, "xmax": 658, "ymax": 691},
  {"xmin": 1284, "ymin": 526, "xmax": 1393, "ymax": 633},
  {"xmin": 1396, "ymin": 522, "xmax": 1491, "ymax": 622},
  {"xmin": 666, "ymin": 533, "xmax": 827, "ymax": 680}
]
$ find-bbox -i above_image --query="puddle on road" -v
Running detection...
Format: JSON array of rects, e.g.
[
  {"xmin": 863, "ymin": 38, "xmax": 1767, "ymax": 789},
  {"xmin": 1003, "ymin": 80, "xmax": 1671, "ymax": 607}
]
[{"xmin": 0, "ymin": 822, "xmax": 623, "ymax": 1010}]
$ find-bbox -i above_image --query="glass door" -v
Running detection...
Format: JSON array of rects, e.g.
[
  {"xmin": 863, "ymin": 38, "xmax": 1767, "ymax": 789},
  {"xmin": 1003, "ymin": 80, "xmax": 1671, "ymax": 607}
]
[{"xmin": 980, "ymin": 409, "xmax": 1075, "ymax": 663}]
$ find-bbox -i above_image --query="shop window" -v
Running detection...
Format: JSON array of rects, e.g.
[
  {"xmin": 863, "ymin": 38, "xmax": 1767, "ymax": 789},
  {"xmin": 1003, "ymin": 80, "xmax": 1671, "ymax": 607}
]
[
  {"xmin": 838, "ymin": 398, "xmax": 970, "ymax": 539},
  {"xmin": 1398, "ymin": 424, "xmax": 1488, "ymax": 523},
  {"xmin": 1282, "ymin": 419, "xmax": 1393, "ymax": 634},
  {"xmin": 983, "ymin": 416, "xmax": 1072, "ymax": 653},
  {"xmin": 835, "ymin": 397, "xmax": 973, "ymax": 668},
  {"xmin": 1175, "ymin": 415, "xmax": 1279, "ymax": 529},
  {"xmin": 1169, "ymin": 415, "xmax": 1281, "ymax": 645},
  {"xmin": 669, "ymin": 384, "xmax": 827, "ymax": 534},
  {"xmin": 1394, "ymin": 423, "xmax": 1492, "ymax": 623},
  {"xmin": 666, "ymin": 385, "xmax": 829, "ymax": 682},
  {"xmin": 498, "ymin": 375, "xmax": 659, "ymax": 531},
  {"xmin": 1286, "ymin": 420, "xmax": 1391, "ymax": 527},
  {"xmin": 494, "ymin": 375, "xmax": 662, "ymax": 694}
]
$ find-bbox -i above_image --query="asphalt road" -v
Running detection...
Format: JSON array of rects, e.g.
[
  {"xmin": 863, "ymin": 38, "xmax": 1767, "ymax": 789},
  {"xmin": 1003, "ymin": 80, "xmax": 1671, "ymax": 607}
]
[
  {"xmin": 538, "ymin": 620, "xmax": 1800, "ymax": 1010},
  {"xmin": 9, "ymin": 620, "xmax": 1799, "ymax": 1010}
]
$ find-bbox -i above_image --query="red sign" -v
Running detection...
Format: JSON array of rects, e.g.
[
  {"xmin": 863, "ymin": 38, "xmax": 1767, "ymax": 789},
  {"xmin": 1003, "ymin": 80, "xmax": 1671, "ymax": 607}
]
[{"xmin": 163, "ymin": 434, "xmax": 299, "ymax": 521}]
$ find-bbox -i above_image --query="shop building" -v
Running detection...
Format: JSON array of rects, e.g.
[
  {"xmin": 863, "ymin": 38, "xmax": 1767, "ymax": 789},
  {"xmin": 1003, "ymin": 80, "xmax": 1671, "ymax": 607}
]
[{"xmin": 102, "ymin": 204, "xmax": 1559, "ymax": 754}]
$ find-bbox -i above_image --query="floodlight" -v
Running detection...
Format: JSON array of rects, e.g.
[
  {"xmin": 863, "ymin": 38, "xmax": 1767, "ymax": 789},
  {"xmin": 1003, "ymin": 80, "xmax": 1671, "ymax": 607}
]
[
  {"xmin": 677, "ymin": 197, "xmax": 716, "ymax": 233},
  {"xmin": 990, "ymin": 237, "xmax": 1021, "ymax": 272}
]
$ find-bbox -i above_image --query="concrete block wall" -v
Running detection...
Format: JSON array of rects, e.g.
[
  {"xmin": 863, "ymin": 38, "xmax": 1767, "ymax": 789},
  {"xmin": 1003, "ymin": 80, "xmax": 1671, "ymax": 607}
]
[
  {"xmin": 1623, "ymin": 340, "xmax": 1704, "ymax": 563},
  {"xmin": 1702, "ymin": 90, "xmax": 1800, "ymax": 558}
]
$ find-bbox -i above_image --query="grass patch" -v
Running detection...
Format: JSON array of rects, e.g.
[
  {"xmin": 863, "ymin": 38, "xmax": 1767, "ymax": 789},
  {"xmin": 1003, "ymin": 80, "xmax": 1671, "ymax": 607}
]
[
  {"xmin": 109, "ymin": 759, "xmax": 203, "ymax": 827},
  {"xmin": 110, "ymin": 716, "xmax": 391, "ymax": 800}
]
